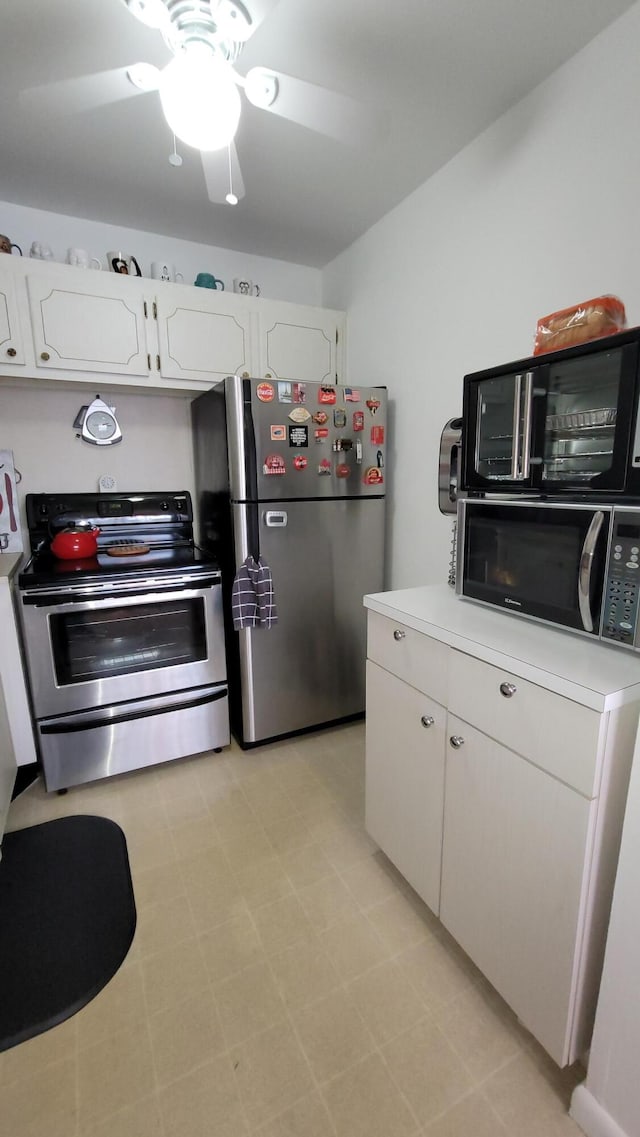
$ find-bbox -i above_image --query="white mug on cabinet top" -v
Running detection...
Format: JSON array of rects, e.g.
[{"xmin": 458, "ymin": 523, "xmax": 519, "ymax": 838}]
[
  {"xmin": 67, "ymin": 248, "xmax": 101, "ymax": 269},
  {"xmin": 151, "ymin": 262, "xmax": 184, "ymax": 283},
  {"xmin": 233, "ymin": 278, "xmax": 260, "ymax": 297}
]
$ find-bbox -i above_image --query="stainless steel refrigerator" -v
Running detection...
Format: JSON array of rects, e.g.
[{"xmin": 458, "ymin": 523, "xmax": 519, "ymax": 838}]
[{"xmin": 192, "ymin": 375, "xmax": 387, "ymax": 747}]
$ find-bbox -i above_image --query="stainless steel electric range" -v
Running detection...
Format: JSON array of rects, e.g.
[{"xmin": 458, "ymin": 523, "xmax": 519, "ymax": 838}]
[{"xmin": 16, "ymin": 491, "xmax": 229, "ymax": 791}]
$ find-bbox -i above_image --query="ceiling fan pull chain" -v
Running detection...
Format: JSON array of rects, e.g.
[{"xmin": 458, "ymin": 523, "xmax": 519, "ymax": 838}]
[
  {"xmin": 226, "ymin": 143, "xmax": 238, "ymax": 205},
  {"xmin": 168, "ymin": 133, "xmax": 183, "ymax": 167}
]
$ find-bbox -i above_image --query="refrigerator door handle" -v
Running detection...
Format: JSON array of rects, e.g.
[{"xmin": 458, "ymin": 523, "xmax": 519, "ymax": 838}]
[{"xmin": 264, "ymin": 511, "xmax": 288, "ymax": 527}]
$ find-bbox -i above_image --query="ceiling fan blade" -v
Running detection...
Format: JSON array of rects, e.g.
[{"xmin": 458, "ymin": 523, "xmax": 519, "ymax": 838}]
[
  {"xmin": 201, "ymin": 143, "xmax": 245, "ymax": 204},
  {"xmin": 244, "ymin": 68, "xmax": 380, "ymax": 147},
  {"xmin": 213, "ymin": 0, "xmax": 281, "ymax": 43},
  {"xmin": 19, "ymin": 66, "xmax": 152, "ymax": 117}
]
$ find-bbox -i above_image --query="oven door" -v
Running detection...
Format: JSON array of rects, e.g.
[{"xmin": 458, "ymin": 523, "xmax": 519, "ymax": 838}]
[
  {"xmin": 458, "ymin": 500, "xmax": 612, "ymax": 634},
  {"xmin": 19, "ymin": 579, "xmax": 227, "ymax": 718}
]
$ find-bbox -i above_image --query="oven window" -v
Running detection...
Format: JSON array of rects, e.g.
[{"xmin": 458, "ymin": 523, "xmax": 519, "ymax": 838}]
[{"xmin": 50, "ymin": 598, "xmax": 207, "ymax": 685}]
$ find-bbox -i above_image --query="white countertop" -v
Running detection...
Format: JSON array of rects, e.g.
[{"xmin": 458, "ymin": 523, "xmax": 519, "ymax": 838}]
[
  {"xmin": 364, "ymin": 585, "xmax": 640, "ymax": 711},
  {"xmin": 0, "ymin": 553, "xmax": 22, "ymax": 583}
]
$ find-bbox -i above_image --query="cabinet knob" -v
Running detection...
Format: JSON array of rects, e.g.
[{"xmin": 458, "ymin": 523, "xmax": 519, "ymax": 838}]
[
  {"xmin": 40, "ymin": 351, "xmax": 50, "ymax": 361},
  {"xmin": 421, "ymin": 715, "xmax": 435, "ymax": 729},
  {"xmin": 265, "ymin": 372, "xmax": 272, "ymax": 378},
  {"xmin": 6, "ymin": 347, "xmax": 17, "ymax": 357},
  {"xmin": 393, "ymin": 629, "xmax": 405, "ymax": 641},
  {"xmin": 499, "ymin": 682, "xmax": 517, "ymax": 698},
  {"xmin": 449, "ymin": 735, "xmax": 465, "ymax": 749}
]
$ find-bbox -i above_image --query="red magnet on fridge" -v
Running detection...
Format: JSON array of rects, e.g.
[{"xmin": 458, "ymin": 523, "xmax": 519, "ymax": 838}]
[
  {"xmin": 318, "ymin": 386, "xmax": 337, "ymax": 405},
  {"xmin": 371, "ymin": 425, "xmax": 385, "ymax": 444},
  {"xmin": 315, "ymin": 428, "xmax": 329, "ymax": 442},
  {"xmin": 293, "ymin": 383, "xmax": 306, "ymax": 403},
  {"xmin": 366, "ymin": 398, "xmax": 381, "ymax": 415},
  {"xmin": 363, "ymin": 466, "xmax": 384, "ymax": 485},
  {"xmin": 312, "ymin": 411, "xmax": 329, "ymax": 425},
  {"xmin": 353, "ymin": 411, "xmax": 364, "ymax": 431},
  {"xmin": 270, "ymin": 425, "xmax": 286, "ymax": 441},
  {"xmin": 336, "ymin": 463, "xmax": 351, "ymax": 478},
  {"xmin": 318, "ymin": 458, "xmax": 332, "ymax": 475},
  {"xmin": 257, "ymin": 382, "xmax": 275, "ymax": 402},
  {"xmin": 293, "ymin": 455, "xmax": 308, "ymax": 470},
  {"xmin": 264, "ymin": 454, "xmax": 286, "ymax": 475}
]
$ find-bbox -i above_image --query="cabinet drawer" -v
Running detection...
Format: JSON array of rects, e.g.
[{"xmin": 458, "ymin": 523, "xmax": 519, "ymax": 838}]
[
  {"xmin": 448, "ymin": 651, "xmax": 602, "ymax": 797},
  {"xmin": 367, "ymin": 611, "xmax": 448, "ymax": 704}
]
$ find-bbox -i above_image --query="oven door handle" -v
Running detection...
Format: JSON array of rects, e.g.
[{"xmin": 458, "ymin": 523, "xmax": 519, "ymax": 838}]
[
  {"xmin": 578, "ymin": 510, "xmax": 606, "ymax": 633},
  {"xmin": 40, "ymin": 686, "xmax": 227, "ymax": 734}
]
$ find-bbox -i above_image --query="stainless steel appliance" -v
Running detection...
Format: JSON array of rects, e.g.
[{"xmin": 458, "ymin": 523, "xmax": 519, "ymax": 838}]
[
  {"xmin": 17, "ymin": 492, "xmax": 229, "ymax": 791},
  {"xmin": 461, "ymin": 327, "xmax": 640, "ymax": 498},
  {"xmin": 458, "ymin": 497, "xmax": 640, "ymax": 650},
  {"xmin": 192, "ymin": 376, "xmax": 387, "ymax": 746},
  {"xmin": 438, "ymin": 417, "xmax": 463, "ymax": 515}
]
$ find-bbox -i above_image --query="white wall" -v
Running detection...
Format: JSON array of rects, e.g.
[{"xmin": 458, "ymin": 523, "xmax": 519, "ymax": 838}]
[
  {"xmin": 322, "ymin": 1, "xmax": 640, "ymax": 591},
  {"xmin": 0, "ymin": 385, "xmax": 195, "ymax": 548},
  {"xmin": 0, "ymin": 199, "xmax": 321, "ymax": 305}
]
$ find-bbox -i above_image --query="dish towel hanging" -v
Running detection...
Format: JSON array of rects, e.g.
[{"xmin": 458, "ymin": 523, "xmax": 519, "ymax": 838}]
[{"xmin": 231, "ymin": 556, "xmax": 278, "ymax": 630}]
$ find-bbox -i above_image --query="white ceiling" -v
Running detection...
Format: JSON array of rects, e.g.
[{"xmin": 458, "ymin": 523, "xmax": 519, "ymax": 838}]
[{"xmin": 0, "ymin": 0, "xmax": 635, "ymax": 268}]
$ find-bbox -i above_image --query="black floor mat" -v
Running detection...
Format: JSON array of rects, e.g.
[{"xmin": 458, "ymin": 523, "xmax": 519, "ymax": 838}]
[{"xmin": 0, "ymin": 815, "xmax": 136, "ymax": 1052}]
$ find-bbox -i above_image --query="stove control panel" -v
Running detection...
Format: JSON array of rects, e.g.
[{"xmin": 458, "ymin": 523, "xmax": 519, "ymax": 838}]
[{"xmin": 602, "ymin": 512, "xmax": 640, "ymax": 647}]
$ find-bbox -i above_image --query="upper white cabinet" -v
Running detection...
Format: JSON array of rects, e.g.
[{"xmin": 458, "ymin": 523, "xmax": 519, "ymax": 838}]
[
  {"xmin": 0, "ymin": 265, "xmax": 25, "ymax": 372},
  {"xmin": 0, "ymin": 257, "xmax": 346, "ymax": 393},
  {"xmin": 27, "ymin": 271, "xmax": 151, "ymax": 378},
  {"xmin": 256, "ymin": 302, "xmax": 344, "ymax": 383},
  {"xmin": 154, "ymin": 288, "xmax": 253, "ymax": 384}
]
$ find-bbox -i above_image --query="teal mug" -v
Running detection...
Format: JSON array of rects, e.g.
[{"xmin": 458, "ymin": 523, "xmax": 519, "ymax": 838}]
[{"xmin": 194, "ymin": 272, "xmax": 224, "ymax": 289}]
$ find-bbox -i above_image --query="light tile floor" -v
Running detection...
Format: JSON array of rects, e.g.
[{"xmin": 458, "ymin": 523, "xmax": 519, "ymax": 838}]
[{"xmin": 2, "ymin": 722, "xmax": 586, "ymax": 1136}]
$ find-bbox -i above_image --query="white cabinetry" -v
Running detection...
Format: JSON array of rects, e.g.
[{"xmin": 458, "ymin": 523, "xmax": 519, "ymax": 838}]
[
  {"xmin": 364, "ymin": 589, "xmax": 640, "ymax": 1067},
  {"xmin": 256, "ymin": 302, "xmax": 344, "ymax": 383},
  {"xmin": 154, "ymin": 288, "xmax": 253, "ymax": 384},
  {"xmin": 0, "ymin": 266, "xmax": 25, "ymax": 373},
  {"xmin": 27, "ymin": 271, "xmax": 151, "ymax": 378}
]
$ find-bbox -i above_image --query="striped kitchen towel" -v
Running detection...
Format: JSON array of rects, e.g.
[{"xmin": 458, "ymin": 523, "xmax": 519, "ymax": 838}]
[{"xmin": 231, "ymin": 557, "xmax": 278, "ymax": 629}]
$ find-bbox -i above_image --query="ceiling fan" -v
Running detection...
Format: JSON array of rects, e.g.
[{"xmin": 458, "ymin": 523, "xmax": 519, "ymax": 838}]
[{"xmin": 22, "ymin": 0, "xmax": 378, "ymax": 206}]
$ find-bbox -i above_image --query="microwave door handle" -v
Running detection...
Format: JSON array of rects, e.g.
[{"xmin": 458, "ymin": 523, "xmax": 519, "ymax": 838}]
[
  {"xmin": 578, "ymin": 510, "xmax": 606, "ymax": 632},
  {"xmin": 511, "ymin": 374, "xmax": 522, "ymax": 480}
]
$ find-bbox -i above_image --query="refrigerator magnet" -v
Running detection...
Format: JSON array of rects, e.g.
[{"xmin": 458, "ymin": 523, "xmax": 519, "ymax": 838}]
[
  {"xmin": 318, "ymin": 459, "xmax": 332, "ymax": 475},
  {"xmin": 288, "ymin": 425, "xmax": 308, "ymax": 447},
  {"xmin": 315, "ymin": 428, "xmax": 329, "ymax": 442},
  {"xmin": 270, "ymin": 425, "xmax": 287, "ymax": 441},
  {"xmin": 364, "ymin": 466, "xmax": 384, "ymax": 485},
  {"xmin": 277, "ymin": 382, "xmax": 292, "ymax": 402},
  {"xmin": 293, "ymin": 383, "xmax": 307, "ymax": 404},
  {"xmin": 289, "ymin": 407, "xmax": 311, "ymax": 423},
  {"xmin": 345, "ymin": 388, "xmax": 361, "ymax": 402},
  {"xmin": 293, "ymin": 455, "xmax": 308, "ymax": 470},
  {"xmin": 366, "ymin": 398, "xmax": 381, "ymax": 415},
  {"xmin": 371, "ymin": 425, "xmax": 385, "ymax": 444},
  {"xmin": 353, "ymin": 411, "xmax": 364, "ymax": 431},
  {"xmin": 318, "ymin": 386, "xmax": 337, "ymax": 405},
  {"xmin": 264, "ymin": 454, "xmax": 286, "ymax": 475},
  {"xmin": 312, "ymin": 411, "xmax": 329, "ymax": 425},
  {"xmin": 257, "ymin": 382, "xmax": 275, "ymax": 402},
  {"xmin": 333, "ymin": 408, "xmax": 347, "ymax": 428},
  {"xmin": 336, "ymin": 463, "xmax": 351, "ymax": 478}
]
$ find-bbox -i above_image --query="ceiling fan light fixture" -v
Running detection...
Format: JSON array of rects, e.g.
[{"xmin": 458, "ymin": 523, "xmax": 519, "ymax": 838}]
[
  {"xmin": 126, "ymin": 62, "xmax": 161, "ymax": 92},
  {"xmin": 244, "ymin": 67, "xmax": 279, "ymax": 109},
  {"xmin": 159, "ymin": 50, "xmax": 241, "ymax": 151}
]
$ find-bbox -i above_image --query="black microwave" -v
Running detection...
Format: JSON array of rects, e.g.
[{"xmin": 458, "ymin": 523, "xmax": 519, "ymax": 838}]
[
  {"xmin": 461, "ymin": 327, "xmax": 640, "ymax": 499},
  {"xmin": 457, "ymin": 498, "xmax": 640, "ymax": 650}
]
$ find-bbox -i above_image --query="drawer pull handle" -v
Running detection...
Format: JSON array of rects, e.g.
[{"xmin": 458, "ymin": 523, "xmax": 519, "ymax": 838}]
[
  {"xmin": 393, "ymin": 629, "xmax": 405, "ymax": 641},
  {"xmin": 500, "ymin": 682, "xmax": 517, "ymax": 698},
  {"xmin": 6, "ymin": 347, "xmax": 17, "ymax": 357},
  {"xmin": 421, "ymin": 715, "xmax": 435, "ymax": 729},
  {"xmin": 40, "ymin": 351, "xmax": 50, "ymax": 361},
  {"xmin": 449, "ymin": 735, "xmax": 465, "ymax": 749}
]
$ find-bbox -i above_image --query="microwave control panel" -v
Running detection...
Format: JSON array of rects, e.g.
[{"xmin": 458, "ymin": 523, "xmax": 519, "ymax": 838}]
[{"xmin": 602, "ymin": 514, "xmax": 640, "ymax": 646}]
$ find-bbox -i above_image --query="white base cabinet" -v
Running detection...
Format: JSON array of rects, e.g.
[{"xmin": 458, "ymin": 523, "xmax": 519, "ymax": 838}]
[{"xmin": 364, "ymin": 589, "xmax": 640, "ymax": 1067}]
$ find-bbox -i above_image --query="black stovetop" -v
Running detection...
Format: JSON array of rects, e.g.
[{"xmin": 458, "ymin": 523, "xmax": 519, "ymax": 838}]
[{"xmin": 19, "ymin": 490, "xmax": 219, "ymax": 590}]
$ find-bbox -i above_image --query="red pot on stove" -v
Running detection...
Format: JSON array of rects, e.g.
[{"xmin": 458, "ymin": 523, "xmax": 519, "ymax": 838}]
[{"xmin": 50, "ymin": 526, "xmax": 101, "ymax": 560}]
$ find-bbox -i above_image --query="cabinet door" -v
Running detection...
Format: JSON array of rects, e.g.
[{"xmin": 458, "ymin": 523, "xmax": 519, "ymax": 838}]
[
  {"xmin": 0, "ymin": 267, "xmax": 25, "ymax": 371},
  {"xmin": 365, "ymin": 660, "xmax": 445, "ymax": 914},
  {"xmin": 27, "ymin": 273, "xmax": 151, "ymax": 376},
  {"xmin": 440, "ymin": 713, "xmax": 592, "ymax": 1066},
  {"xmin": 155, "ymin": 291, "xmax": 253, "ymax": 384},
  {"xmin": 257, "ymin": 303, "xmax": 343, "ymax": 383}
]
